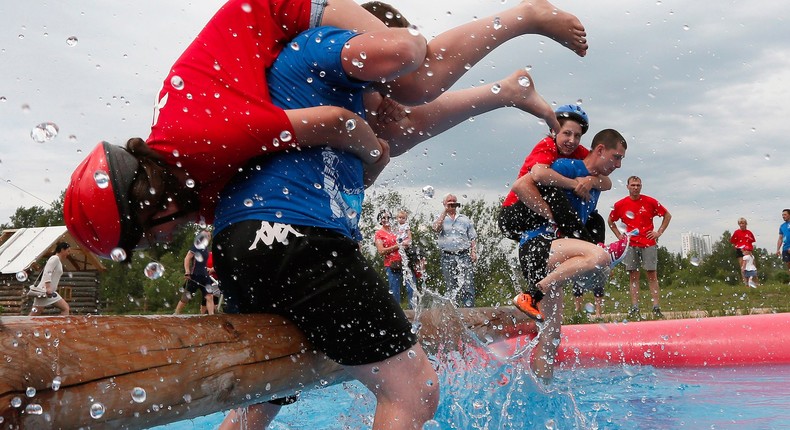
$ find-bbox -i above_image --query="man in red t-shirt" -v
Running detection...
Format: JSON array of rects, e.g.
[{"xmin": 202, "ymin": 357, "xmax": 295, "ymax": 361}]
[
  {"xmin": 729, "ymin": 217, "xmax": 756, "ymax": 284},
  {"xmin": 608, "ymin": 176, "xmax": 672, "ymax": 319}
]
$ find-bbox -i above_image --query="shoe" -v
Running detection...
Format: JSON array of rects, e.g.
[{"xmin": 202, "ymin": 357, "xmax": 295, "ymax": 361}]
[
  {"xmin": 653, "ymin": 306, "xmax": 664, "ymax": 319},
  {"xmin": 602, "ymin": 233, "xmax": 631, "ymax": 268},
  {"xmin": 513, "ymin": 293, "xmax": 543, "ymax": 322}
]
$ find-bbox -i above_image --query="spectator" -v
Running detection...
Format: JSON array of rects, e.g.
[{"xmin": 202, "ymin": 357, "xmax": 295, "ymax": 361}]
[
  {"xmin": 29, "ymin": 242, "xmax": 71, "ymax": 316},
  {"xmin": 741, "ymin": 249, "xmax": 759, "ymax": 288},
  {"xmin": 608, "ymin": 176, "xmax": 672, "ymax": 319},
  {"xmin": 374, "ymin": 210, "xmax": 415, "ymax": 308},
  {"xmin": 730, "ymin": 217, "xmax": 756, "ymax": 284},
  {"xmin": 433, "ymin": 194, "xmax": 477, "ymax": 307},
  {"xmin": 776, "ymin": 209, "xmax": 790, "ymax": 279},
  {"xmin": 175, "ymin": 230, "xmax": 216, "ymax": 315}
]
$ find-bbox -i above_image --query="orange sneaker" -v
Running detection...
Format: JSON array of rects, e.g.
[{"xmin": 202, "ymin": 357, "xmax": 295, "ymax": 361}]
[{"xmin": 513, "ymin": 293, "xmax": 543, "ymax": 321}]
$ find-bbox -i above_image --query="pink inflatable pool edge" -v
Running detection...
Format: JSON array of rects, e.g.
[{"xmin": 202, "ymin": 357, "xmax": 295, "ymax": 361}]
[{"xmin": 494, "ymin": 313, "xmax": 790, "ymax": 368}]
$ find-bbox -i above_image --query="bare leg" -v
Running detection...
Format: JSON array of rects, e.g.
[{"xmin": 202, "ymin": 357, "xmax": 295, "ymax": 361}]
[
  {"xmin": 646, "ymin": 270, "xmax": 660, "ymax": 308},
  {"xmin": 628, "ymin": 271, "xmax": 641, "ymax": 308},
  {"xmin": 53, "ymin": 299, "xmax": 70, "ymax": 316},
  {"xmin": 531, "ymin": 238, "xmax": 609, "ymax": 381},
  {"xmin": 594, "ymin": 296, "xmax": 603, "ymax": 318},
  {"xmin": 219, "ymin": 404, "xmax": 281, "ymax": 430},
  {"xmin": 325, "ymin": 0, "xmax": 587, "ymax": 104},
  {"xmin": 174, "ymin": 299, "xmax": 188, "ymax": 315},
  {"xmin": 345, "ymin": 345, "xmax": 439, "ymax": 429},
  {"xmin": 204, "ymin": 294, "xmax": 215, "ymax": 315}
]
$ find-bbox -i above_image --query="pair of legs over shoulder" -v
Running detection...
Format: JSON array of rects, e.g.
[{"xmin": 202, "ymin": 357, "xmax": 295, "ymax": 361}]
[{"xmin": 213, "ymin": 221, "xmax": 438, "ymax": 429}]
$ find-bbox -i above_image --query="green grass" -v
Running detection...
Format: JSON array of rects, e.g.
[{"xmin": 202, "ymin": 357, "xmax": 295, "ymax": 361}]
[{"xmin": 563, "ymin": 279, "xmax": 790, "ymax": 324}]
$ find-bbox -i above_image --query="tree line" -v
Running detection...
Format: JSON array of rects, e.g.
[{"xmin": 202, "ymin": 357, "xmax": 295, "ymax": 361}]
[{"xmin": 4, "ymin": 190, "xmax": 788, "ymax": 314}]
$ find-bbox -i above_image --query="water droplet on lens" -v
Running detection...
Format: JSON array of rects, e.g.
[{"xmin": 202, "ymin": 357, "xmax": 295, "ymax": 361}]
[
  {"xmin": 131, "ymin": 387, "xmax": 147, "ymax": 403},
  {"xmin": 584, "ymin": 303, "xmax": 595, "ymax": 314},
  {"xmin": 11, "ymin": 397, "xmax": 22, "ymax": 408},
  {"xmin": 518, "ymin": 76, "xmax": 531, "ymax": 87},
  {"xmin": 279, "ymin": 130, "xmax": 293, "ymax": 142},
  {"xmin": 110, "ymin": 248, "xmax": 127, "ymax": 262},
  {"xmin": 493, "ymin": 17, "xmax": 502, "ymax": 30},
  {"xmin": 185, "ymin": 178, "xmax": 195, "ymax": 188},
  {"xmin": 421, "ymin": 185, "xmax": 435, "ymax": 199},
  {"xmin": 490, "ymin": 84, "xmax": 501, "ymax": 94},
  {"xmin": 51, "ymin": 376, "xmax": 62, "ymax": 391},
  {"xmin": 290, "ymin": 41, "xmax": 300, "ymax": 51},
  {"xmin": 90, "ymin": 402, "xmax": 105, "ymax": 419},
  {"xmin": 194, "ymin": 231, "xmax": 210, "ymax": 249},
  {"xmin": 25, "ymin": 387, "xmax": 36, "ymax": 397},
  {"xmin": 243, "ymin": 198, "xmax": 253, "ymax": 207},
  {"xmin": 369, "ymin": 149, "xmax": 381, "ymax": 158},
  {"xmin": 170, "ymin": 75, "xmax": 185, "ymax": 90},
  {"xmin": 407, "ymin": 25, "xmax": 420, "ymax": 36},
  {"xmin": 690, "ymin": 257, "xmax": 700, "ymax": 266},
  {"xmin": 144, "ymin": 262, "xmax": 164, "ymax": 280},
  {"xmin": 241, "ymin": 2, "xmax": 252, "ymax": 12},
  {"xmin": 66, "ymin": 36, "xmax": 78, "ymax": 47},
  {"xmin": 15, "ymin": 272, "xmax": 28, "ymax": 282},
  {"xmin": 93, "ymin": 170, "xmax": 110, "ymax": 188},
  {"xmin": 625, "ymin": 211, "xmax": 635, "ymax": 219},
  {"xmin": 345, "ymin": 119, "xmax": 356, "ymax": 131},
  {"xmin": 30, "ymin": 122, "xmax": 59, "ymax": 143}
]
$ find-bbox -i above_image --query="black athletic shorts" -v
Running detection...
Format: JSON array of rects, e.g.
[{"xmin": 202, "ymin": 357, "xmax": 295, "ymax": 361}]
[{"xmin": 212, "ymin": 220, "xmax": 417, "ymax": 366}]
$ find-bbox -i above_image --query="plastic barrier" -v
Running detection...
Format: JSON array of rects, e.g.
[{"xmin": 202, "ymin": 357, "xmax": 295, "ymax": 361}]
[{"xmin": 494, "ymin": 313, "xmax": 790, "ymax": 367}]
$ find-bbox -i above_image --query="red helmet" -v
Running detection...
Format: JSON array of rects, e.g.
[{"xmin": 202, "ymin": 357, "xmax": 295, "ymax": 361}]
[{"xmin": 64, "ymin": 142, "xmax": 143, "ymax": 259}]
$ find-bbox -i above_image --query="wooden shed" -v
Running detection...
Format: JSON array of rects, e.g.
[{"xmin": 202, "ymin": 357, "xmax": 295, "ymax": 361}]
[{"xmin": 0, "ymin": 227, "xmax": 105, "ymax": 315}]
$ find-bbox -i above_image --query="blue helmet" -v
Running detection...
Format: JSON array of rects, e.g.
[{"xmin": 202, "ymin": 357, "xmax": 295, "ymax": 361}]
[{"xmin": 555, "ymin": 104, "xmax": 589, "ymax": 134}]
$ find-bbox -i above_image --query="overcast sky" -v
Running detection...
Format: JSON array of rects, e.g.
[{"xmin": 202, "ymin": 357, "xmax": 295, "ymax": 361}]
[{"xmin": 1, "ymin": 0, "xmax": 789, "ymax": 254}]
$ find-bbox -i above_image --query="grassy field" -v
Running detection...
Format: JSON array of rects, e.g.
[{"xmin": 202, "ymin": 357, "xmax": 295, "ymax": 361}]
[{"xmin": 563, "ymin": 279, "xmax": 790, "ymax": 325}]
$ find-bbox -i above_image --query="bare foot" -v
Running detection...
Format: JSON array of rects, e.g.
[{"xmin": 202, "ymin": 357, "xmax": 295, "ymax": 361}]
[
  {"xmin": 520, "ymin": 0, "xmax": 588, "ymax": 57},
  {"xmin": 502, "ymin": 69, "xmax": 560, "ymax": 133}
]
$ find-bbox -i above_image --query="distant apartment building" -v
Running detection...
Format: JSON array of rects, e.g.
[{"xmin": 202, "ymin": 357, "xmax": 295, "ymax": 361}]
[{"xmin": 681, "ymin": 232, "xmax": 713, "ymax": 259}]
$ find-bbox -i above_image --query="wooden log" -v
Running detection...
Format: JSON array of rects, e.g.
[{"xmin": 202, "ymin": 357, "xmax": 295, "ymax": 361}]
[{"xmin": 0, "ymin": 307, "xmax": 535, "ymax": 429}]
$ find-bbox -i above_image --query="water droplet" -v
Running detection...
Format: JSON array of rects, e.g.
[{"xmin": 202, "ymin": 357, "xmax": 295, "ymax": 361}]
[
  {"xmin": 764, "ymin": 154, "xmax": 771, "ymax": 161},
  {"xmin": 93, "ymin": 170, "xmax": 110, "ymax": 189},
  {"xmin": 30, "ymin": 122, "xmax": 59, "ymax": 143},
  {"xmin": 170, "ymin": 75, "xmax": 185, "ymax": 90},
  {"xmin": 359, "ymin": 52, "xmax": 367, "ymax": 60},
  {"xmin": 90, "ymin": 402, "xmax": 106, "ymax": 419},
  {"xmin": 66, "ymin": 36, "xmax": 78, "ymax": 47},
  {"xmin": 240, "ymin": 2, "xmax": 252, "ymax": 12},
  {"xmin": 313, "ymin": 183, "xmax": 322, "ymax": 190},
  {"xmin": 407, "ymin": 25, "xmax": 420, "ymax": 36},
  {"xmin": 421, "ymin": 185, "xmax": 435, "ymax": 199},
  {"xmin": 15, "ymin": 272, "xmax": 28, "ymax": 282},
  {"xmin": 422, "ymin": 420, "xmax": 441, "ymax": 430},
  {"xmin": 493, "ymin": 17, "xmax": 502, "ymax": 30},
  {"xmin": 279, "ymin": 130, "xmax": 293, "ymax": 142},
  {"xmin": 682, "ymin": 24, "xmax": 690, "ymax": 31},
  {"xmin": 371, "ymin": 367, "xmax": 380, "ymax": 374},
  {"xmin": 185, "ymin": 178, "xmax": 195, "ymax": 188},
  {"xmin": 325, "ymin": 260, "xmax": 334, "ymax": 268},
  {"xmin": 625, "ymin": 211, "xmax": 635, "ymax": 219},
  {"xmin": 51, "ymin": 376, "xmax": 62, "ymax": 391},
  {"xmin": 464, "ymin": 63, "xmax": 472, "ymax": 70},
  {"xmin": 11, "ymin": 397, "xmax": 22, "ymax": 408},
  {"xmin": 131, "ymin": 387, "xmax": 147, "ymax": 403},
  {"xmin": 243, "ymin": 198, "xmax": 253, "ymax": 207},
  {"xmin": 144, "ymin": 262, "xmax": 165, "ymax": 280},
  {"xmin": 385, "ymin": 11, "xmax": 394, "ymax": 19},
  {"xmin": 689, "ymin": 257, "xmax": 700, "ymax": 267},
  {"xmin": 490, "ymin": 84, "xmax": 501, "ymax": 94},
  {"xmin": 584, "ymin": 303, "xmax": 595, "ymax": 314},
  {"xmin": 518, "ymin": 76, "xmax": 531, "ymax": 87},
  {"xmin": 407, "ymin": 350, "xmax": 417, "ymax": 359},
  {"xmin": 194, "ymin": 231, "xmax": 211, "ymax": 250},
  {"xmin": 369, "ymin": 149, "xmax": 381, "ymax": 158},
  {"xmin": 345, "ymin": 119, "xmax": 357, "ymax": 131},
  {"xmin": 110, "ymin": 248, "xmax": 127, "ymax": 262},
  {"xmin": 290, "ymin": 41, "xmax": 300, "ymax": 51},
  {"xmin": 25, "ymin": 387, "xmax": 36, "ymax": 397},
  {"xmin": 346, "ymin": 208, "xmax": 358, "ymax": 219}
]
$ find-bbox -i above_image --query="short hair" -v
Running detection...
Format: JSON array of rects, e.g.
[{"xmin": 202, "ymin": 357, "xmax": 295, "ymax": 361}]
[
  {"xmin": 361, "ymin": 1, "xmax": 411, "ymax": 28},
  {"xmin": 627, "ymin": 175, "xmax": 642, "ymax": 184},
  {"xmin": 377, "ymin": 209, "xmax": 391, "ymax": 223},
  {"xmin": 590, "ymin": 128, "xmax": 627, "ymax": 151},
  {"xmin": 783, "ymin": 209, "xmax": 790, "ymax": 215},
  {"xmin": 55, "ymin": 242, "xmax": 71, "ymax": 253},
  {"xmin": 738, "ymin": 217, "xmax": 747, "ymax": 224}
]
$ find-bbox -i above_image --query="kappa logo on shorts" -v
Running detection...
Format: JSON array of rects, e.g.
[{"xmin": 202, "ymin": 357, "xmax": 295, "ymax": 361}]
[{"xmin": 249, "ymin": 221, "xmax": 305, "ymax": 249}]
